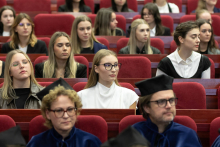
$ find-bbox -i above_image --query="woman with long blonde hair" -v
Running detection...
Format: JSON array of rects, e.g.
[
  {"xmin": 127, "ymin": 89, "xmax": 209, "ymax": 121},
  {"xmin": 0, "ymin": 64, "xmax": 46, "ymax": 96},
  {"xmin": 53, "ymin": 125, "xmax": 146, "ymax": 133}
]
[
  {"xmin": 35, "ymin": 31, "xmax": 87, "ymax": 78},
  {"xmin": 194, "ymin": 0, "xmax": 220, "ymax": 13},
  {"xmin": 0, "ymin": 50, "xmax": 43, "ymax": 109},
  {"xmin": 119, "ymin": 19, "xmax": 160, "ymax": 54}
]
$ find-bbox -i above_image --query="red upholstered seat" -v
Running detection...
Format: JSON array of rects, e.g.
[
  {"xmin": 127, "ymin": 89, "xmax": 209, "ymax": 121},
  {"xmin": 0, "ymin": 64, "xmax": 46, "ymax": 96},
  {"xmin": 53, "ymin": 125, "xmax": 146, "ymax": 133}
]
[
  {"xmin": 180, "ymin": 15, "xmax": 196, "ymax": 23},
  {"xmin": 0, "ymin": 56, "xmax": 6, "ymax": 62},
  {"xmin": 37, "ymin": 37, "xmax": 50, "ymax": 49},
  {"xmin": 0, "ymin": 115, "xmax": 16, "ymax": 132},
  {"xmin": 34, "ymin": 14, "xmax": 75, "ymax": 36},
  {"xmin": 210, "ymin": 117, "xmax": 220, "ymax": 146},
  {"xmin": 29, "ymin": 115, "xmax": 108, "ymax": 143},
  {"xmin": 116, "ymin": 15, "xmax": 126, "ymax": 33},
  {"xmin": 117, "ymin": 56, "xmax": 151, "ymax": 78},
  {"xmin": 0, "ymin": 0, "xmax": 6, "ymax": 8},
  {"xmin": 87, "ymin": 14, "xmax": 96, "ymax": 27},
  {"xmin": 13, "ymin": 0, "xmax": 51, "ymax": 13},
  {"xmin": 119, "ymin": 115, "xmax": 197, "ymax": 133},
  {"xmin": 96, "ymin": 38, "xmax": 110, "ymax": 49},
  {"xmin": 38, "ymin": 82, "xmax": 53, "ymax": 87},
  {"xmin": 186, "ymin": 0, "xmax": 198, "ymax": 14},
  {"xmin": 116, "ymin": 38, "xmax": 164, "ymax": 53},
  {"xmin": 173, "ymin": 82, "xmax": 206, "ymax": 109},
  {"xmin": 73, "ymin": 82, "xmax": 135, "ymax": 92}
]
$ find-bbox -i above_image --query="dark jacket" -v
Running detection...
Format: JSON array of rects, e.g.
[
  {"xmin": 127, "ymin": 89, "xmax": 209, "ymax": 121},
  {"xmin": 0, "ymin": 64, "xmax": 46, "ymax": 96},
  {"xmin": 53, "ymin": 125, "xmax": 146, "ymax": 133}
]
[
  {"xmin": 93, "ymin": 41, "xmax": 108, "ymax": 53},
  {"xmin": 0, "ymin": 83, "xmax": 44, "ymax": 109},
  {"xmin": 192, "ymin": 7, "xmax": 220, "ymax": 13},
  {"xmin": 1, "ymin": 40, "xmax": 48, "ymax": 55},
  {"xmin": 58, "ymin": 4, "xmax": 92, "ymax": 12},
  {"xmin": 119, "ymin": 45, "xmax": 161, "ymax": 54},
  {"xmin": 35, "ymin": 62, "xmax": 87, "ymax": 78}
]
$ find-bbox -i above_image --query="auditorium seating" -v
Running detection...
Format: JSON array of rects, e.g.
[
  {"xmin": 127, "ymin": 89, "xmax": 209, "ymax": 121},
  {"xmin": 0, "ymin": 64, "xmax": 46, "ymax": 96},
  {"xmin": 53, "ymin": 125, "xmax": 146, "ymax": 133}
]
[
  {"xmin": 37, "ymin": 37, "xmax": 50, "ymax": 48},
  {"xmin": 96, "ymin": 38, "xmax": 110, "ymax": 49},
  {"xmin": 0, "ymin": 115, "xmax": 16, "ymax": 132},
  {"xmin": 0, "ymin": 0, "xmax": 6, "ymax": 8},
  {"xmin": 210, "ymin": 117, "xmax": 220, "ymax": 146}
]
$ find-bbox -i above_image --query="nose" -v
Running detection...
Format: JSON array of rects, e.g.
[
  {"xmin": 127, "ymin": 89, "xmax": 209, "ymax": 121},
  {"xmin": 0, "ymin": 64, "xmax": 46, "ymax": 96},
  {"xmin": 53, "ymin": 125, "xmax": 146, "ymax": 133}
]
[
  {"xmin": 24, "ymin": 24, "xmax": 28, "ymax": 29},
  {"xmin": 196, "ymin": 37, "xmax": 200, "ymax": 43},
  {"xmin": 85, "ymin": 29, "xmax": 88, "ymax": 33},
  {"xmin": 63, "ymin": 45, "xmax": 67, "ymax": 50},
  {"xmin": 165, "ymin": 100, "xmax": 172, "ymax": 108},
  {"xmin": 63, "ymin": 111, "xmax": 69, "ymax": 118},
  {"xmin": 115, "ymin": 20, "xmax": 118, "ymax": 24}
]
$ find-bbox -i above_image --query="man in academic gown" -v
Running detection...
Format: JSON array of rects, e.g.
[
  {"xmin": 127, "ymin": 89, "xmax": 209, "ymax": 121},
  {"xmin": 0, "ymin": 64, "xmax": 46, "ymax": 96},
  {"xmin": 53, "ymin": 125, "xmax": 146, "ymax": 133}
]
[{"xmin": 133, "ymin": 75, "xmax": 202, "ymax": 147}]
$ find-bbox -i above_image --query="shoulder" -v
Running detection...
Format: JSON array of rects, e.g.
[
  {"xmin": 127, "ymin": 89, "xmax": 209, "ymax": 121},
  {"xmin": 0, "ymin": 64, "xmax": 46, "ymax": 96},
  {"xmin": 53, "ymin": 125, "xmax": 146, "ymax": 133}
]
[
  {"xmin": 27, "ymin": 130, "xmax": 50, "ymax": 147},
  {"xmin": 128, "ymin": 8, "xmax": 134, "ymax": 12},
  {"xmin": 35, "ymin": 62, "xmax": 44, "ymax": 69},
  {"xmin": 201, "ymin": 55, "xmax": 211, "ymax": 68},
  {"xmin": 81, "ymin": 5, "xmax": 92, "ymax": 12},
  {"xmin": 209, "ymin": 48, "xmax": 220, "ymax": 54},
  {"xmin": 119, "ymin": 46, "xmax": 129, "ymax": 54},
  {"xmin": 163, "ymin": 26, "xmax": 171, "ymax": 36},
  {"xmin": 212, "ymin": 135, "xmax": 220, "ymax": 147},
  {"xmin": 132, "ymin": 121, "xmax": 146, "ymax": 131},
  {"xmin": 150, "ymin": 46, "xmax": 161, "ymax": 54},
  {"xmin": 58, "ymin": 4, "xmax": 67, "ymax": 12},
  {"xmin": 77, "ymin": 63, "xmax": 87, "ymax": 70},
  {"xmin": 115, "ymin": 27, "xmax": 124, "ymax": 36},
  {"xmin": 168, "ymin": 3, "xmax": 179, "ymax": 12},
  {"xmin": 78, "ymin": 86, "xmax": 95, "ymax": 97},
  {"xmin": 36, "ymin": 40, "xmax": 46, "ymax": 46},
  {"xmin": 93, "ymin": 41, "xmax": 108, "ymax": 49},
  {"xmin": 214, "ymin": 7, "xmax": 220, "ymax": 13}
]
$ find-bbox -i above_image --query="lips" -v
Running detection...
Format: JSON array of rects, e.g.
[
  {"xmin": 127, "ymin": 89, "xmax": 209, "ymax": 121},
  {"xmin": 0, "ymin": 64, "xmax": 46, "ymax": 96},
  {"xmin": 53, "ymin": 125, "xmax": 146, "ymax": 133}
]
[
  {"xmin": 110, "ymin": 74, "xmax": 116, "ymax": 77},
  {"xmin": 20, "ymin": 70, "xmax": 26, "ymax": 74},
  {"xmin": 62, "ymin": 53, "xmax": 68, "ymax": 56}
]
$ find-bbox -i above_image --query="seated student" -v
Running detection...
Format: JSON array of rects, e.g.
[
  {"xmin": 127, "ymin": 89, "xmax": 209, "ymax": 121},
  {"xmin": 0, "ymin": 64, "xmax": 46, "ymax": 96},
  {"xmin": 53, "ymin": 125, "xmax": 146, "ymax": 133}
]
[
  {"xmin": 212, "ymin": 135, "xmax": 220, "ymax": 147},
  {"xmin": 156, "ymin": 21, "xmax": 211, "ymax": 79},
  {"xmin": 0, "ymin": 50, "xmax": 44, "ymax": 109},
  {"xmin": 108, "ymin": 0, "xmax": 134, "ymax": 12},
  {"xmin": 1, "ymin": 13, "xmax": 48, "ymax": 55},
  {"xmin": 35, "ymin": 31, "xmax": 87, "ymax": 78},
  {"xmin": 94, "ymin": 8, "xmax": 125, "ymax": 36},
  {"xmin": 196, "ymin": 19, "xmax": 220, "ymax": 54},
  {"xmin": 71, "ymin": 15, "xmax": 108, "ymax": 54},
  {"xmin": 119, "ymin": 19, "xmax": 160, "ymax": 54},
  {"xmin": 58, "ymin": 0, "xmax": 91, "ymax": 12},
  {"xmin": 194, "ymin": 0, "xmax": 220, "ymax": 13},
  {"xmin": 133, "ymin": 75, "xmax": 202, "ymax": 147},
  {"xmin": 153, "ymin": 0, "xmax": 179, "ymax": 13},
  {"xmin": 27, "ymin": 80, "xmax": 102, "ymax": 147},
  {"xmin": 0, "ymin": 6, "xmax": 16, "ymax": 36},
  {"xmin": 196, "ymin": 9, "xmax": 213, "ymax": 24},
  {"xmin": 77, "ymin": 49, "xmax": 138, "ymax": 109}
]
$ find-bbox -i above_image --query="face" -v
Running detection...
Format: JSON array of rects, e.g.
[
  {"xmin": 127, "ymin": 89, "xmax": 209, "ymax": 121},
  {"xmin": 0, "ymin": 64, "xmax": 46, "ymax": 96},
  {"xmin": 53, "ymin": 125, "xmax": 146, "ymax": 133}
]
[
  {"xmin": 73, "ymin": 0, "xmax": 81, "ymax": 2},
  {"xmin": 10, "ymin": 53, "xmax": 31, "ymax": 81},
  {"xmin": 54, "ymin": 36, "xmax": 71, "ymax": 60},
  {"xmin": 95, "ymin": 55, "xmax": 119, "ymax": 85},
  {"xmin": 77, "ymin": 21, "xmax": 92, "ymax": 43},
  {"xmin": 205, "ymin": 0, "xmax": 217, "ymax": 6},
  {"xmin": 199, "ymin": 23, "xmax": 212, "ymax": 43},
  {"xmin": 142, "ymin": 8, "xmax": 155, "ymax": 25},
  {"xmin": 15, "ymin": 18, "xmax": 32, "ymax": 37},
  {"xmin": 1, "ymin": 9, "xmax": 14, "ymax": 28},
  {"xmin": 114, "ymin": 0, "xmax": 126, "ymax": 6},
  {"xmin": 179, "ymin": 28, "xmax": 200, "ymax": 51},
  {"xmin": 135, "ymin": 24, "xmax": 150, "ymax": 43},
  {"xmin": 199, "ymin": 12, "xmax": 212, "ymax": 24},
  {"xmin": 144, "ymin": 90, "xmax": 176, "ymax": 126},
  {"xmin": 110, "ymin": 13, "xmax": 118, "ymax": 30},
  {"xmin": 46, "ymin": 95, "xmax": 76, "ymax": 134}
]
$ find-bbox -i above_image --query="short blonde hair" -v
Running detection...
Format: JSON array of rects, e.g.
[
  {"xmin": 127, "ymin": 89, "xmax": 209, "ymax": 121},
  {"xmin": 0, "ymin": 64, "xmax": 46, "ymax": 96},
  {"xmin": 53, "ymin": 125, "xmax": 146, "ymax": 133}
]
[{"xmin": 41, "ymin": 85, "xmax": 82, "ymax": 129}]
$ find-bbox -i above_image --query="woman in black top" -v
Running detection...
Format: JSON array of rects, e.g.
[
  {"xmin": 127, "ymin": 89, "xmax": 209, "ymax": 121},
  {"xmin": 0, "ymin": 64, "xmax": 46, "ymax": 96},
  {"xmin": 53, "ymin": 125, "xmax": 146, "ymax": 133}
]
[
  {"xmin": 109, "ymin": 0, "xmax": 134, "ymax": 12},
  {"xmin": 35, "ymin": 31, "xmax": 87, "ymax": 78},
  {"xmin": 58, "ymin": 0, "xmax": 92, "ymax": 12}
]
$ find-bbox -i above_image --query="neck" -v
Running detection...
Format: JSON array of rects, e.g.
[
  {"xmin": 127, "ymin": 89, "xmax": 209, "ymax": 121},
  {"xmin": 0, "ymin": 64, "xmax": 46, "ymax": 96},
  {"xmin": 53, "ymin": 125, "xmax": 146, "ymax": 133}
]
[
  {"xmin": 136, "ymin": 41, "xmax": 145, "ymax": 51},
  {"xmin": 72, "ymin": 2, "xmax": 80, "ymax": 11},
  {"xmin": 98, "ymin": 80, "xmax": 113, "ymax": 88},
  {"xmin": 199, "ymin": 41, "xmax": 208, "ymax": 52},
  {"xmin": 178, "ymin": 47, "xmax": 193, "ymax": 61},
  {"xmin": 18, "ymin": 35, "xmax": 30, "ymax": 48},
  {"xmin": 81, "ymin": 40, "xmax": 91, "ymax": 48},
  {"xmin": 156, "ymin": 0, "xmax": 167, "ymax": 7},
  {"xmin": 206, "ymin": 4, "xmax": 214, "ymax": 13},
  {"xmin": 149, "ymin": 23, "xmax": 156, "ymax": 30},
  {"xmin": 150, "ymin": 117, "xmax": 169, "ymax": 133},
  {"xmin": 55, "ymin": 58, "xmax": 67, "ymax": 69},
  {"xmin": 13, "ymin": 78, "xmax": 30, "ymax": 88},
  {"xmin": 116, "ymin": 5, "xmax": 123, "ymax": 12},
  {"xmin": 3, "ymin": 26, "xmax": 11, "ymax": 32}
]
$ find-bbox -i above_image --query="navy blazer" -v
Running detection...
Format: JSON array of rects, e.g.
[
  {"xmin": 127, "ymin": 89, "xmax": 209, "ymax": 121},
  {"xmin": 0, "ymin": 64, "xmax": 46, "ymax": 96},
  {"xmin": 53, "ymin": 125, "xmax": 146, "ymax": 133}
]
[{"xmin": 93, "ymin": 41, "xmax": 108, "ymax": 53}]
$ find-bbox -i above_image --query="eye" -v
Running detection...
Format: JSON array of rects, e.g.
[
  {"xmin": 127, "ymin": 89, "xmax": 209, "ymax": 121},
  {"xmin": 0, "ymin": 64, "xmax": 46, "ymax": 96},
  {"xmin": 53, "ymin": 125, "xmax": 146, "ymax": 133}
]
[
  {"xmin": 12, "ymin": 62, "xmax": 19, "ymax": 67},
  {"xmin": 104, "ymin": 63, "xmax": 112, "ymax": 67},
  {"xmin": 66, "ymin": 43, "xmax": 70, "ymax": 47},
  {"xmin": 22, "ymin": 60, "xmax": 28, "ymax": 64},
  {"xmin": 67, "ymin": 108, "xmax": 75, "ymax": 112},
  {"xmin": 80, "ymin": 28, "xmax": 84, "ymax": 31},
  {"xmin": 87, "ymin": 27, "xmax": 91, "ymax": 30},
  {"xmin": 157, "ymin": 99, "xmax": 166, "ymax": 105},
  {"xmin": 55, "ymin": 109, "xmax": 63, "ymax": 113},
  {"xmin": 26, "ymin": 23, "xmax": 31, "ymax": 26},
  {"xmin": 18, "ymin": 23, "xmax": 24, "ymax": 26}
]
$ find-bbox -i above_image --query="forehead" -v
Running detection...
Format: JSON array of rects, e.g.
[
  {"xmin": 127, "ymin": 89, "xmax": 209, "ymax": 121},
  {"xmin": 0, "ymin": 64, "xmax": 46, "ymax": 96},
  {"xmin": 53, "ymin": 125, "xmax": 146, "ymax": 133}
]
[
  {"xmin": 137, "ymin": 24, "xmax": 149, "ymax": 30},
  {"xmin": 100, "ymin": 55, "xmax": 118, "ymax": 63},
  {"xmin": 151, "ymin": 90, "xmax": 174, "ymax": 101},
  {"xmin": 11, "ymin": 53, "xmax": 27, "ymax": 62},
  {"xmin": 51, "ymin": 95, "xmax": 75, "ymax": 108},
  {"xmin": 2, "ymin": 9, "xmax": 13, "ymax": 15},
  {"xmin": 111, "ymin": 12, "xmax": 116, "ymax": 18},
  {"xmin": 200, "ymin": 12, "xmax": 211, "ymax": 19},
  {"xmin": 186, "ymin": 28, "xmax": 200, "ymax": 36},
  {"xmin": 143, "ymin": 8, "xmax": 149, "ymax": 13},
  {"xmin": 200, "ymin": 23, "xmax": 211, "ymax": 29},
  {"xmin": 19, "ymin": 18, "xmax": 30, "ymax": 23},
  {"xmin": 77, "ymin": 20, "xmax": 91, "ymax": 27},
  {"xmin": 55, "ymin": 36, "xmax": 69, "ymax": 43}
]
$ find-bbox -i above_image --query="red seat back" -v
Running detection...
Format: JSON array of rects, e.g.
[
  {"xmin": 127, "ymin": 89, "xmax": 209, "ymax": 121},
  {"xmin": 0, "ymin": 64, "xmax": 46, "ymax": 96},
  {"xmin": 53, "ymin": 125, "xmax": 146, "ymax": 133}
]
[
  {"xmin": 0, "ymin": 115, "xmax": 16, "ymax": 132},
  {"xmin": 210, "ymin": 117, "xmax": 220, "ymax": 146},
  {"xmin": 37, "ymin": 37, "xmax": 50, "ymax": 48},
  {"xmin": 96, "ymin": 38, "xmax": 110, "ymax": 49},
  {"xmin": 187, "ymin": 0, "xmax": 198, "ymax": 14},
  {"xmin": 116, "ymin": 15, "xmax": 126, "ymax": 33},
  {"xmin": 87, "ymin": 14, "xmax": 96, "ymax": 27},
  {"xmin": 0, "ymin": 0, "xmax": 6, "ymax": 8},
  {"xmin": 100, "ymin": 0, "xmax": 137, "ymax": 12}
]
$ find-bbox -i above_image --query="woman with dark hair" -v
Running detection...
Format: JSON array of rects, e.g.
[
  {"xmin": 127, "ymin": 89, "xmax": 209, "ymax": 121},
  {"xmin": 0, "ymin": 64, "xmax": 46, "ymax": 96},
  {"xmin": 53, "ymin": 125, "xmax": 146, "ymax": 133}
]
[
  {"xmin": 58, "ymin": 0, "xmax": 91, "ymax": 12},
  {"xmin": 108, "ymin": 0, "xmax": 134, "ymax": 12},
  {"xmin": 0, "ymin": 6, "xmax": 16, "ymax": 36},
  {"xmin": 196, "ymin": 19, "xmax": 220, "ymax": 54},
  {"xmin": 153, "ymin": 0, "xmax": 179, "ymax": 13},
  {"xmin": 156, "ymin": 21, "xmax": 211, "ymax": 79}
]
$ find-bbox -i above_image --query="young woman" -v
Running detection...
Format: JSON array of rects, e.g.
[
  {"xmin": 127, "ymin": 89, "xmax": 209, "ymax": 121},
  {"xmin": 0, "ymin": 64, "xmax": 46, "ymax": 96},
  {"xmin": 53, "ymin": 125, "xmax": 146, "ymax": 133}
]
[
  {"xmin": 140, "ymin": 3, "xmax": 170, "ymax": 36},
  {"xmin": 77, "ymin": 49, "xmax": 138, "ymax": 109},
  {"xmin": 195, "ymin": 0, "xmax": 220, "ymax": 13},
  {"xmin": 58, "ymin": 0, "xmax": 91, "ymax": 12},
  {"xmin": 1, "ymin": 13, "xmax": 48, "ymax": 54},
  {"xmin": 71, "ymin": 15, "xmax": 108, "ymax": 54},
  {"xmin": 119, "ymin": 19, "xmax": 160, "ymax": 54},
  {"xmin": 156, "ymin": 21, "xmax": 211, "ymax": 79},
  {"xmin": 94, "ymin": 8, "xmax": 125, "ymax": 36},
  {"xmin": 0, "ymin": 50, "xmax": 44, "ymax": 109},
  {"xmin": 153, "ymin": 0, "xmax": 179, "ymax": 13},
  {"xmin": 196, "ymin": 19, "xmax": 220, "ymax": 54},
  {"xmin": 27, "ymin": 86, "xmax": 101, "ymax": 147},
  {"xmin": 35, "ymin": 31, "xmax": 87, "ymax": 78},
  {"xmin": 196, "ymin": 9, "xmax": 212, "ymax": 24},
  {"xmin": 108, "ymin": 0, "xmax": 134, "ymax": 12},
  {"xmin": 0, "ymin": 6, "xmax": 16, "ymax": 36}
]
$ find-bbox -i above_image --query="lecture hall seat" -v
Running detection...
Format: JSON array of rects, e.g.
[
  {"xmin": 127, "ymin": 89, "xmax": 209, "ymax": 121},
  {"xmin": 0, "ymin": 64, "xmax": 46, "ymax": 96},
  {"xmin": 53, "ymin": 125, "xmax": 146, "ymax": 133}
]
[
  {"xmin": 0, "ymin": 0, "xmax": 6, "ymax": 8},
  {"xmin": 96, "ymin": 38, "xmax": 110, "ymax": 49},
  {"xmin": 210, "ymin": 117, "xmax": 220, "ymax": 146},
  {"xmin": 37, "ymin": 37, "xmax": 50, "ymax": 49},
  {"xmin": 0, "ymin": 115, "xmax": 16, "ymax": 132}
]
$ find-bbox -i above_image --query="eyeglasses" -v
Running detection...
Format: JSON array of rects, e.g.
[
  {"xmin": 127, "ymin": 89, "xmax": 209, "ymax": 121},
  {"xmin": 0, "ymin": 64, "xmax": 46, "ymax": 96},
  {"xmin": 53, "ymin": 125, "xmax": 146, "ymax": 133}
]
[
  {"xmin": 18, "ymin": 23, "xmax": 32, "ymax": 27},
  {"xmin": 11, "ymin": 59, "xmax": 30, "ymax": 67},
  {"xmin": 98, "ymin": 63, "xmax": 122, "ymax": 71},
  {"xmin": 149, "ymin": 98, "xmax": 178, "ymax": 108},
  {"xmin": 49, "ymin": 107, "xmax": 77, "ymax": 118}
]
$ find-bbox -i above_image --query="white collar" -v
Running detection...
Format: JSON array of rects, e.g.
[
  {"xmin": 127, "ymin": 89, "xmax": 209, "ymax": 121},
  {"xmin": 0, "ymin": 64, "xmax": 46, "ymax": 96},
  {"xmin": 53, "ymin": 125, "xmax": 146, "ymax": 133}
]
[{"xmin": 174, "ymin": 48, "xmax": 196, "ymax": 64}]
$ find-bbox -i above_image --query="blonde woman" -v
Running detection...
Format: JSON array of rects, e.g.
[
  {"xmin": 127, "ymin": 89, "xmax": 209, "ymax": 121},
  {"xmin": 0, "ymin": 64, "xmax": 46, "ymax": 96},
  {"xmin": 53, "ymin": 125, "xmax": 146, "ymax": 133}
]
[
  {"xmin": 1, "ymin": 13, "xmax": 48, "ymax": 54},
  {"xmin": 35, "ymin": 31, "xmax": 87, "ymax": 78},
  {"xmin": 194, "ymin": 0, "xmax": 220, "ymax": 13},
  {"xmin": 119, "ymin": 19, "xmax": 160, "ymax": 54},
  {"xmin": 94, "ymin": 8, "xmax": 124, "ymax": 36},
  {"xmin": 71, "ymin": 15, "xmax": 107, "ymax": 54},
  {"xmin": 0, "ymin": 50, "xmax": 44, "ymax": 109},
  {"xmin": 77, "ymin": 49, "xmax": 138, "ymax": 109}
]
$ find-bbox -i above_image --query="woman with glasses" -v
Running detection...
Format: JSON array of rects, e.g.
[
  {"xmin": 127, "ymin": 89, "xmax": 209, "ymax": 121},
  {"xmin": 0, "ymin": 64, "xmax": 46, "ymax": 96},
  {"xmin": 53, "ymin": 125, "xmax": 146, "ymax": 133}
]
[
  {"xmin": 77, "ymin": 49, "xmax": 138, "ymax": 109},
  {"xmin": 27, "ymin": 85, "xmax": 101, "ymax": 147},
  {"xmin": 1, "ymin": 13, "xmax": 48, "ymax": 55},
  {"xmin": 0, "ymin": 50, "xmax": 44, "ymax": 109}
]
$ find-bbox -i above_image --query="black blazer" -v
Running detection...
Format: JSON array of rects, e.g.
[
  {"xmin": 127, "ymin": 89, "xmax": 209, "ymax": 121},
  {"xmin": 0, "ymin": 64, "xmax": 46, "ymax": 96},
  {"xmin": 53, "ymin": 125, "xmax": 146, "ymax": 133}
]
[
  {"xmin": 1, "ymin": 40, "xmax": 48, "ymax": 55},
  {"xmin": 58, "ymin": 4, "xmax": 92, "ymax": 12},
  {"xmin": 161, "ymin": 26, "xmax": 171, "ymax": 36}
]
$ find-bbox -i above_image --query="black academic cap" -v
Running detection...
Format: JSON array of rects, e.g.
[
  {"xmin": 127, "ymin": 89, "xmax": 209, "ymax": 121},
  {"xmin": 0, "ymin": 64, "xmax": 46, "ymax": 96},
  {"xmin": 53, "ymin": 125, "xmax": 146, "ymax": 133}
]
[
  {"xmin": 101, "ymin": 126, "xmax": 150, "ymax": 147},
  {"xmin": 36, "ymin": 78, "xmax": 73, "ymax": 100},
  {"xmin": 135, "ymin": 75, "xmax": 173, "ymax": 96},
  {"xmin": 0, "ymin": 126, "xmax": 26, "ymax": 147}
]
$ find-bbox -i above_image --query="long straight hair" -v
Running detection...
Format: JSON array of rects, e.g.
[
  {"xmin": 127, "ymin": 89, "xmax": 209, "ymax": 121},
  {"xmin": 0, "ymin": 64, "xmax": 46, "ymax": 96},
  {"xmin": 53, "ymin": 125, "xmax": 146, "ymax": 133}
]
[
  {"xmin": 65, "ymin": 0, "xmax": 85, "ymax": 11},
  {"xmin": 195, "ymin": 0, "xmax": 207, "ymax": 13},
  {"xmin": 111, "ymin": 0, "xmax": 129, "ymax": 12}
]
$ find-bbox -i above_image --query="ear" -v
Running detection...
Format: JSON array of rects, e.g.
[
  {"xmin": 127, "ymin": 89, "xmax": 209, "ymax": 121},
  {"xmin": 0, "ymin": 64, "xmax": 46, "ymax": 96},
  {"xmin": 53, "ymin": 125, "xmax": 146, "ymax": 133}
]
[
  {"xmin": 94, "ymin": 65, "xmax": 99, "ymax": 74},
  {"xmin": 46, "ymin": 110, "xmax": 51, "ymax": 120},
  {"xmin": 143, "ymin": 105, "xmax": 150, "ymax": 114},
  {"xmin": 178, "ymin": 36, "xmax": 184, "ymax": 44}
]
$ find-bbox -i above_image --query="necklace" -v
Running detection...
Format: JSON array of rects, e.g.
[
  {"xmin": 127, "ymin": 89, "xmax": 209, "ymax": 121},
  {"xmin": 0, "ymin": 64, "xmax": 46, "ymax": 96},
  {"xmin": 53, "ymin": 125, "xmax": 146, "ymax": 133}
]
[{"xmin": 56, "ymin": 69, "xmax": 65, "ymax": 78}]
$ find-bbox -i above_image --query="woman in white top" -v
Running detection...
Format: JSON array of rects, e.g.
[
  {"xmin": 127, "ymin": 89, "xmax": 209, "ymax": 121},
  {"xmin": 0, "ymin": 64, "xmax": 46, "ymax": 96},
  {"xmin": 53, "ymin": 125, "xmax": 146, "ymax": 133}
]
[
  {"xmin": 77, "ymin": 49, "xmax": 138, "ymax": 109},
  {"xmin": 153, "ymin": 0, "xmax": 179, "ymax": 13},
  {"xmin": 156, "ymin": 21, "xmax": 211, "ymax": 79}
]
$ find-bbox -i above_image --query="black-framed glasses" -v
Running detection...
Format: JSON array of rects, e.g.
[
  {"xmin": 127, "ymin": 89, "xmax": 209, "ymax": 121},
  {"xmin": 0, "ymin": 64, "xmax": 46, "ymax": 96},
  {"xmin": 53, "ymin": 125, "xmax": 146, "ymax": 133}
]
[
  {"xmin": 149, "ymin": 98, "xmax": 178, "ymax": 108},
  {"xmin": 49, "ymin": 107, "xmax": 77, "ymax": 118},
  {"xmin": 98, "ymin": 63, "xmax": 122, "ymax": 71}
]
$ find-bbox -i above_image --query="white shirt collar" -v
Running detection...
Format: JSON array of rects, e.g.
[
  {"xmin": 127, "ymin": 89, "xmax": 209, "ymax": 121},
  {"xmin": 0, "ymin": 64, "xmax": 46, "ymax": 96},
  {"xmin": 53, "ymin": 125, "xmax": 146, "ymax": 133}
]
[
  {"xmin": 150, "ymin": 26, "xmax": 156, "ymax": 37},
  {"xmin": 174, "ymin": 48, "xmax": 196, "ymax": 64}
]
